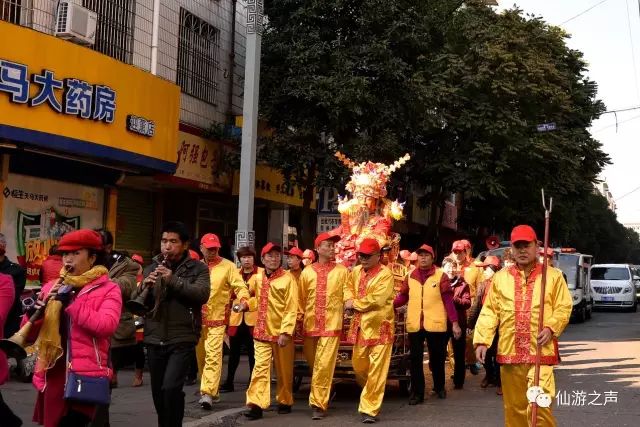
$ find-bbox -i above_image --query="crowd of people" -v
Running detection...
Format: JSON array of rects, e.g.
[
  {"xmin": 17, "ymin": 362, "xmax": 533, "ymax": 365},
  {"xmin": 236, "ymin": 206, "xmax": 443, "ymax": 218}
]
[{"xmin": 0, "ymin": 221, "xmax": 573, "ymax": 427}]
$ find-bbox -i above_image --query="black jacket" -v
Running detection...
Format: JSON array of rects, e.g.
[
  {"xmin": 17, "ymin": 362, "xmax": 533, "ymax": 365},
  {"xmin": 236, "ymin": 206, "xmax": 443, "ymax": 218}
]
[
  {"xmin": 0, "ymin": 257, "xmax": 26, "ymax": 337},
  {"xmin": 136, "ymin": 253, "xmax": 209, "ymax": 346}
]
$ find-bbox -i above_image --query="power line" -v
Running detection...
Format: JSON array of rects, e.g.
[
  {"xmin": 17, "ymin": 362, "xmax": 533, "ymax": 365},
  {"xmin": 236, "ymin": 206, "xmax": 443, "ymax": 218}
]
[
  {"xmin": 625, "ymin": 0, "xmax": 640, "ymax": 102},
  {"xmin": 591, "ymin": 112, "xmax": 640, "ymax": 133},
  {"xmin": 561, "ymin": 0, "xmax": 612, "ymax": 25},
  {"xmin": 615, "ymin": 184, "xmax": 640, "ymax": 201},
  {"xmin": 602, "ymin": 105, "xmax": 640, "ymax": 114}
]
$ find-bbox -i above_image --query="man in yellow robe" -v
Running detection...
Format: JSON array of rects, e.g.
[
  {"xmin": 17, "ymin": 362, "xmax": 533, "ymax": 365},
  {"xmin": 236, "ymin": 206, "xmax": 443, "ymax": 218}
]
[
  {"xmin": 474, "ymin": 225, "xmax": 572, "ymax": 427},
  {"xmin": 196, "ymin": 233, "xmax": 250, "ymax": 409},
  {"xmin": 344, "ymin": 238, "xmax": 395, "ymax": 424},
  {"xmin": 243, "ymin": 243, "xmax": 298, "ymax": 420},
  {"xmin": 298, "ymin": 232, "xmax": 349, "ymax": 420}
]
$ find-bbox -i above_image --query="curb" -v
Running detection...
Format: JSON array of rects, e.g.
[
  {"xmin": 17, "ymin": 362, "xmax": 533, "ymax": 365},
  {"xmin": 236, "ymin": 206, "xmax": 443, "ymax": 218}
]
[{"xmin": 183, "ymin": 407, "xmax": 246, "ymax": 427}]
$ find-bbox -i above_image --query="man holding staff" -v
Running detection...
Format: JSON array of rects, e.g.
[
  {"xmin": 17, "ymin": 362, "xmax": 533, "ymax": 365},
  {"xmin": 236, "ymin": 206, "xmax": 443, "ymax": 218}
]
[{"xmin": 474, "ymin": 225, "xmax": 572, "ymax": 426}]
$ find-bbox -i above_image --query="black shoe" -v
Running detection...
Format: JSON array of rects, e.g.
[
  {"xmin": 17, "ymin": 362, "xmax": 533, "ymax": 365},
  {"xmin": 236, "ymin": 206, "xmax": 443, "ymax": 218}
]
[
  {"xmin": 219, "ymin": 382, "xmax": 235, "ymax": 393},
  {"xmin": 244, "ymin": 406, "xmax": 263, "ymax": 420},
  {"xmin": 361, "ymin": 414, "xmax": 377, "ymax": 424},
  {"xmin": 437, "ymin": 390, "xmax": 447, "ymax": 399},
  {"xmin": 408, "ymin": 395, "xmax": 424, "ymax": 405},
  {"xmin": 311, "ymin": 407, "xmax": 326, "ymax": 420},
  {"xmin": 278, "ymin": 404, "xmax": 292, "ymax": 414}
]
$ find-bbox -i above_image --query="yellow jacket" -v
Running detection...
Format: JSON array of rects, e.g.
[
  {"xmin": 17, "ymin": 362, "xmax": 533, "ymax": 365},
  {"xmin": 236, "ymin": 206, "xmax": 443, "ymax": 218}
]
[
  {"xmin": 462, "ymin": 261, "xmax": 483, "ymax": 301},
  {"xmin": 201, "ymin": 258, "xmax": 250, "ymax": 327},
  {"xmin": 473, "ymin": 264, "xmax": 572, "ymax": 365},
  {"xmin": 228, "ymin": 267, "xmax": 264, "ymax": 327},
  {"xmin": 298, "ymin": 262, "xmax": 350, "ymax": 337},
  {"xmin": 345, "ymin": 264, "xmax": 395, "ymax": 346},
  {"xmin": 248, "ymin": 268, "xmax": 298, "ymax": 342}
]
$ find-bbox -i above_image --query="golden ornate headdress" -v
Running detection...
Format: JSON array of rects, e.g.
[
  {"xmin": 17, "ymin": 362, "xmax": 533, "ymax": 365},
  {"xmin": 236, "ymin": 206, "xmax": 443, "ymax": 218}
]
[{"xmin": 335, "ymin": 152, "xmax": 411, "ymax": 199}]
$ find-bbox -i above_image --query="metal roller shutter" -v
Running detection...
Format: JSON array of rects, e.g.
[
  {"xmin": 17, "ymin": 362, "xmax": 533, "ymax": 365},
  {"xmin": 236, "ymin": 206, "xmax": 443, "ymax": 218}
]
[{"xmin": 116, "ymin": 188, "xmax": 155, "ymax": 259}]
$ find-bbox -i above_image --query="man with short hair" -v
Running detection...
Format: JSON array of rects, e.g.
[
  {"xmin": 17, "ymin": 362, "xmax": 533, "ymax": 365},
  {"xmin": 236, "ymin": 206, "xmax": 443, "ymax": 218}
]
[
  {"xmin": 196, "ymin": 233, "xmax": 250, "ymax": 409},
  {"xmin": 244, "ymin": 243, "xmax": 298, "ymax": 420},
  {"xmin": 286, "ymin": 247, "xmax": 304, "ymax": 283},
  {"xmin": 298, "ymin": 232, "xmax": 349, "ymax": 420},
  {"xmin": 344, "ymin": 238, "xmax": 395, "ymax": 424},
  {"xmin": 221, "ymin": 246, "xmax": 262, "ymax": 393},
  {"xmin": 395, "ymin": 245, "xmax": 461, "ymax": 404},
  {"xmin": 134, "ymin": 221, "xmax": 210, "ymax": 427},
  {"xmin": 0, "ymin": 233, "xmax": 26, "ymax": 339},
  {"xmin": 474, "ymin": 225, "xmax": 572, "ymax": 427}
]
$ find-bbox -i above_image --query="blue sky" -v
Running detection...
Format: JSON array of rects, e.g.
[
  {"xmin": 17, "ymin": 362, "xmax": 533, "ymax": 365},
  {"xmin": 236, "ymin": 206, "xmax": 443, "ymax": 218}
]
[{"xmin": 497, "ymin": 0, "xmax": 640, "ymax": 223}]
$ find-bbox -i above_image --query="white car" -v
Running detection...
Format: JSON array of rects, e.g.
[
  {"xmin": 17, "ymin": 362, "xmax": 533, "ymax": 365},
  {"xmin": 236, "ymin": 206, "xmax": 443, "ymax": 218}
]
[{"xmin": 590, "ymin": 264, "xmax": 638, "ymax": 312}]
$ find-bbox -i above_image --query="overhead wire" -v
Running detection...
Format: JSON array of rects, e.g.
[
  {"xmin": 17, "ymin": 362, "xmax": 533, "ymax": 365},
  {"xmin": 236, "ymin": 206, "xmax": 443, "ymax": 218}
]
[{"xmin": 561, "ymin": 0, "xmax": 612, "ymax": 25}]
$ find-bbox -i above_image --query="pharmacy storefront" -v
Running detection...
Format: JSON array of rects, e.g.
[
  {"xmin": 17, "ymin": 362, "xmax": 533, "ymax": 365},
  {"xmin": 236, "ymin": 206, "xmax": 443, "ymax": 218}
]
[{"xmin": 0, "ymin": 21, "xmax": 180, "ymax": 286}]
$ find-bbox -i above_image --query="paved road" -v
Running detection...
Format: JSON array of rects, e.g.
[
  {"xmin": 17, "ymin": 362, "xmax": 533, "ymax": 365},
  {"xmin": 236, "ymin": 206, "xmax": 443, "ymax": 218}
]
[{"xmin": 2, "ymin": 309, "xmax": 639, "ymax": 426}]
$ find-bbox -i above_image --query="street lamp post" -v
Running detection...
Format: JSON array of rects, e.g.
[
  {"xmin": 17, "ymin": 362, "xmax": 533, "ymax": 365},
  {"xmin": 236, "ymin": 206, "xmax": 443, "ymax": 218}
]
[{"xmin": 235, "ymin": 0, "xmax": 264, "ymax": 255}]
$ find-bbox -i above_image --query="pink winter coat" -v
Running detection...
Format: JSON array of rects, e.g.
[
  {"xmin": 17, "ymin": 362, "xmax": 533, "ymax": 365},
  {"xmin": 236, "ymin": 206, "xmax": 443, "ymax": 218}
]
[
  {"xmin": 0, "ymin": 273, "xmax": 15, "ymax": 385},
  {"xmin": 25, "ymin": 274, "xmax": 122, "ymax": 391}
]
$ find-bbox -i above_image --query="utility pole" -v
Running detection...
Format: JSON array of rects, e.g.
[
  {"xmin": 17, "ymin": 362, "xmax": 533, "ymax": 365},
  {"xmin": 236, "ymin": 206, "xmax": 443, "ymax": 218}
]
[{"xmin": 235, "ymin": 0, "xmax": 264, "ymax": 254}]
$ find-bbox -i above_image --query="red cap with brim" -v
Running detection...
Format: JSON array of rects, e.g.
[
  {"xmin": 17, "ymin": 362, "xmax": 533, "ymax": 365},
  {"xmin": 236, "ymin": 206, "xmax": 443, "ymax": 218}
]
[
  {"xmin": 357, "ymin": 238, "xmax": 381, "ymax": 255},
  {"xmin": 188, "ymin": 249, "xmax": 200, "ymax": 260},
  {"xmin": 132, "ymin": 254, "xmax": 144, "ymax": 265},
  {"xmin": 57, "ymin": 229, "xmax": 103, "ymax": 252},
  {"xmin": 286, "ymin": 247, "xmax": 304, "ymax": 258},
  {"xmin": 261, "ymin": 242, "xmax": 282, "ymax": 257},
  {"xmin": 303, "ymin": 249, "xmax": 316, "ymax": 262},
  {"xmin": 511, "ymin": 225, "xmax": 538, "ymax": 243},
  {"xmin": 415, "ymin": 244, "xmax": 435, "ymax": 257},
  {"xmin": 314, "ymin": 232, "xmax": 341, "ymax": 248},
  {"xmin": 201, "ymin": 233, "xmax": 222, "ymax": 249},
  {"xmin": 479, "ymin": 255, "xmax": 500, "ymax": 268},
  {"xmin": 452, "ymin": 241, "xmax": 466, "ymax": 252}
]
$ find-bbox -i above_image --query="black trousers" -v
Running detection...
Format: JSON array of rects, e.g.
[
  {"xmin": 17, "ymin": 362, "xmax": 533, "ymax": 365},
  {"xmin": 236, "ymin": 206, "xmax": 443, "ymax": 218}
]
[
  {"xmin": 59, "ymin": 410, "xmax": 91, "ymax": 427},
  {"xmin": 409, "ymin": 330, "xmax": 448, "ymax": 397},
  {"xmin": 0, "ymin": 390, "xmax": 22, "ymax": 427},
  {"xmin": 484, "ymin": 334, "xmax": 501, "ymax": 386},
  {"xmin": 147, "ymin": 343, "xmax": 193, "ymax": 427},
  {"xmin": 448, "ymin": 331, "xmax": 466, "ymax": 387},
  {"xmin": 225, "ymin": 322, "xmax": 255, "ymax": 385}
]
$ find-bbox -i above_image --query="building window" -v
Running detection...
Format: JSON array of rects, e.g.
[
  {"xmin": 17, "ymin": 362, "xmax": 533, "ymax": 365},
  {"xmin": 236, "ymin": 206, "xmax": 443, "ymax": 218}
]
[
  {"xmin": 83, "ymin": 0, "xmax": 135, "ymax": 64},
  {"xmin": 177, "ymin": 8, "xmax": 220, "ymax": 105},
  {"xmin": 1, "ymin": 0, "xmax": 21, "ymax": 24}
]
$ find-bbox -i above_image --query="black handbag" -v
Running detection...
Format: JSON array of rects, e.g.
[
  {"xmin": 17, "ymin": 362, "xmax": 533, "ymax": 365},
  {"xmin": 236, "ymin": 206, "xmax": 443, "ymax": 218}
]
[{"xmin": 63, "ymin": 321, "xmax": 111, "ymax": 405}]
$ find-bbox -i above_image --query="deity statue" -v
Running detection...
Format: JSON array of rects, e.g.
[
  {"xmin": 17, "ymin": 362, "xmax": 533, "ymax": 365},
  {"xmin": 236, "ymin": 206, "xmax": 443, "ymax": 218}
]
[{"xmin": 330, "ymin": 152, "xmax": 410, "ymax": 268}]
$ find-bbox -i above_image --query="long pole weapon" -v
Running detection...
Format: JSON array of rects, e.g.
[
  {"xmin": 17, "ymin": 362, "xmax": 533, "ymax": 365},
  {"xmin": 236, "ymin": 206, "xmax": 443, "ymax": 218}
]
[{"xmin": 529, "ymin": 189, "xmax": 553, "ymax": 425}]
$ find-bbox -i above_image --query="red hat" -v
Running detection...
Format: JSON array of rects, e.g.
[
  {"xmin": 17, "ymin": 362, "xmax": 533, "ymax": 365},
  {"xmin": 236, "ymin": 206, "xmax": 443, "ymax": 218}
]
[
  {"xmin": 189, "ymin": 249, "xmax": 200, "ymax": 260},
  {"xmin": 57, "ymin": 229, "xmax": 103, "ymax": 252},
  {"xmin": 460, "ymin": 239, "xmax": 472, "ymax": 249},
  {"xmin": 261, "ymin": 242, "xmax": 282, "ymax": 257},
  {"xmin": 357, "ymin": 238, "xmax": 381, "ymax": 255},
  {"xmin": 409, "ymin": 252, "xmax": 418, "ymax": 261},
  {"xmin": 452, "ymin": 240, "xmax": 466, "ymax": 252},
  {"xmin": 286, "ymin": 247, "xmax": 304, "ymax": 258},
  {"xmin": 539, "ymin": 247, "xmax": 554, "ymax": 257},
  {"xmin": 131, "ymin": 254, "xmax": 144, "ymax": 265},
  {"xmin": 480, "ymin": 255, "xmax": 501, "ymax": 268},
  {"xmin": 303, "ymin": 249, "xmax": 316, "ymax": 262},
  {"xmin": 399, "ymin": 250, "xmax": 411, "ymax": 261},
  {"xmin": 314, "ymin": 232, "xmax": 341, "ymax": 248},
  {"xmin": 200, "ymin": 233, "xmax": 221, "ymax": 249},
  {"xmin": 415, "ymin": 244, "xmax": 435, "ymax": 257},
  {"xmin": 510, "ymin": 225, "xmax": 538, "ymax": 243}
]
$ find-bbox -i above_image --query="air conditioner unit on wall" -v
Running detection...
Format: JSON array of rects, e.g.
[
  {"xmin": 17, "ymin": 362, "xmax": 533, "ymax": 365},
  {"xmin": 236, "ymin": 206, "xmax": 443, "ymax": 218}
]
[{"xmin": 54, "ymin": 1, "xmax": 97, "ymax": 46}]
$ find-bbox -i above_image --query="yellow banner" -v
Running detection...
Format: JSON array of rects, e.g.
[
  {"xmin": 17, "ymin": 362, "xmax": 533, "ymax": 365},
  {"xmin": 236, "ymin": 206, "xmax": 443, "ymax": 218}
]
[
  {"xmin": 171, "ymin": 131, "xmax": 232, "ymax": 192},
  {"xmin": 0, "ymin": 21, "xmax": 180, "ymax": 172},
  {"xmin": 233, "ymin": 165, "xmax": 315, "ymax": 208}
]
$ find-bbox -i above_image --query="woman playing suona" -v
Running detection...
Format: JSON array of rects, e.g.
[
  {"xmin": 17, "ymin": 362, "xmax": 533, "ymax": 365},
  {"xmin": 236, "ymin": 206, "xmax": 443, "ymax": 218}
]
[{"xmin": 22, "ymin": 229, "xmax": 122, "ymax": 427}]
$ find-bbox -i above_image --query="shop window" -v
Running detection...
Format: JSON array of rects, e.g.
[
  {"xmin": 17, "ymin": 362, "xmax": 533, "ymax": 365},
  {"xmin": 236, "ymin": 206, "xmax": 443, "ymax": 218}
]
[
  {"xmin": 83, "ymin": 0, "xmax": 135, "ymax": 64},
  {"xmin": 177, "ymin": 7, "xmax": 220, "ymax": 105},
  {"xmin": 1, "ymin": 0, "xmax": 21, "ymax": 24}
]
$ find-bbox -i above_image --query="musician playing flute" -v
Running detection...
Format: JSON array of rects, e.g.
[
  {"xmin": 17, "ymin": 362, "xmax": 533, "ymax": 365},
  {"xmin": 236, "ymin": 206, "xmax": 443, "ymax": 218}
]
[
  {"xmin": 474, "ymin": 225, "xmax": 572, "ymax": 427},
  {"xmin": 134, "ymin": 221, "xmax": 210, "ymax": 427}
]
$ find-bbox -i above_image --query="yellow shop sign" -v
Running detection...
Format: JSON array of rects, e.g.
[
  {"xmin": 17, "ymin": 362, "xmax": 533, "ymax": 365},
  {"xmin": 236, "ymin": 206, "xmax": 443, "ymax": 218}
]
[{"xmin": 0, "ymin": 21, "xmax": 180, "ymax": 173}]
